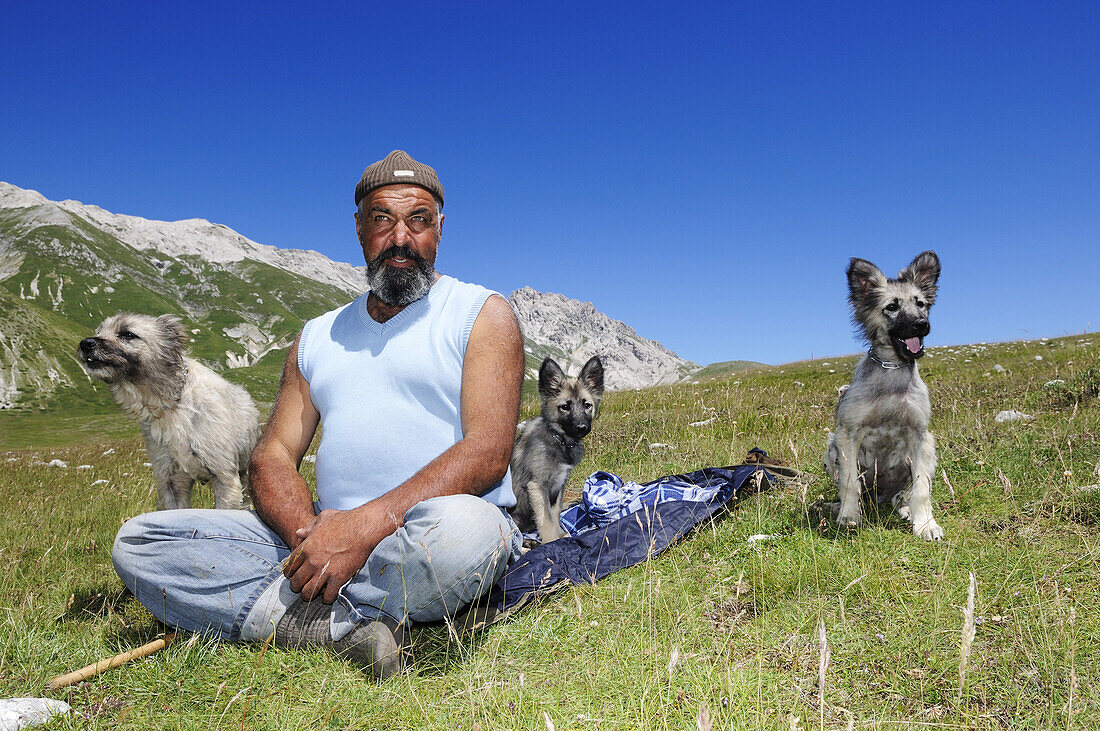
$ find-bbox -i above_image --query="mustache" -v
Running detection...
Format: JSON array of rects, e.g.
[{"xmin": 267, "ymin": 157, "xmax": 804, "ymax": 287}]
[{"xmin": 369, "ymin": 245, "xmax": 428, "ymax": 269}]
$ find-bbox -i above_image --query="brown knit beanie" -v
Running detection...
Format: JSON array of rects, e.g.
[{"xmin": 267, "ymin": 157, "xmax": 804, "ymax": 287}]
[{"xmin": 354, "ymin": 150, "xmax": 444, "ymax": 209}]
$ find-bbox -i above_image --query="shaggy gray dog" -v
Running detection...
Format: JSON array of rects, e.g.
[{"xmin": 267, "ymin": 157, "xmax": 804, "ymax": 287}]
[
  {"xmin": 78, "ymin": 313, "xmax": 259, "ymax": 510},
  {"xmin": 823, "ymin": 251, "xmax": 944, "ymax": 541}
]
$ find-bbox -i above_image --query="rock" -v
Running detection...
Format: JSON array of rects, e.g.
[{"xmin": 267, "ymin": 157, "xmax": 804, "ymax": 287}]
[
  {"xmin": 0, "ymin": 697, "xmax": 72, "ymax": 729},
  {"xmin": 509, "ymin": 287, "xmax": 698, "ymax": 391}
]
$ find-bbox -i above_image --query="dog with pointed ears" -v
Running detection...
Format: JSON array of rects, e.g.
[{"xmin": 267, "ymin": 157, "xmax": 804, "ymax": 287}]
[
  {"xmin": 509, "ymin": 356, "xmax": 604, "ymax": 544},
  {"xmin": 823, "ymin": 251, "xmax": 944, "ymax": 540}
]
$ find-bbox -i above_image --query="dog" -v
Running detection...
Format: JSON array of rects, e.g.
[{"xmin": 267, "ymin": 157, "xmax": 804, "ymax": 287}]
[
  {"xmin": 509, "ymin": 356, "xmax": 604, "ymax": 544},
  {"xmin": 78, "ymin": 313, "xmax": 259, "ymax": 510},
  {"xmin": 823, "ymin": 251, "xmax": 944, "ymax": 541}
]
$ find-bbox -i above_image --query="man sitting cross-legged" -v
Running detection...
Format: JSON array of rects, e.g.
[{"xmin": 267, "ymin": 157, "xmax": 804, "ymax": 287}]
[{"xmin": 112, "ymin": 150, "xmax": 525, "ymax": 678}]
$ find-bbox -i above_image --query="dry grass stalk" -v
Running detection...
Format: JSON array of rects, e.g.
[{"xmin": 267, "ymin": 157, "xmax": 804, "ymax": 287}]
[
  {"xmin": 696, "ymin": 705, "xmax": 712, "ymax": 731},
  {"xmin": 818, "ymin": 620, "xmax": 830, "ymax": 715},
  {"xmin": 941, "ymin": 467, "xmax": 956, "ymax": 499},
  {"xmin": 959, "ymin": 572, "xmax": 977, "ymax": 703}
]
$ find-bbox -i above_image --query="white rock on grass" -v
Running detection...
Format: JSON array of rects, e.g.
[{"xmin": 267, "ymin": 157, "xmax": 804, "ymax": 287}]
[
  {"xmin": 995, "ymin": 410, "xmax": 1034, "ymax": 423},
  {"xmin": 47, "ymin": 459, "xmax": 67, "ymax": 468},
  {"xmin": 0, "ymin": 697, "xmax": 73, "ymax": 729}
]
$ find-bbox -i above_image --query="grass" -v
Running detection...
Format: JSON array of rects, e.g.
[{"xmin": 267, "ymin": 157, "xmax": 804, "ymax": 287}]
[{"xmin": 0, "ymin": 334, "xmax": 1097, "ymax": 728}]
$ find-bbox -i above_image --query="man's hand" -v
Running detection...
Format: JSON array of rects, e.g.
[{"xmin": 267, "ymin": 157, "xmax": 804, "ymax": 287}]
[{"xmin": 281, "ymin": 504, "xmax": 400, "ymax": 604}]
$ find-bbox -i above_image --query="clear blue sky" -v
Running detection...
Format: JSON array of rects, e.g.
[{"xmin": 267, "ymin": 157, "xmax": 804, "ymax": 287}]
[{"xmin": 3, "ymin": 1, "xmax": 1097, "ymax": 365}]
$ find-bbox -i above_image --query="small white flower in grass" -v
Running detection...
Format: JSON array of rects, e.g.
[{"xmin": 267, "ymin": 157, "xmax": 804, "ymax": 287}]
[
  {"xmin": 77, "ymin": 464, "xmax": 93, "ymax": 470},
  {"xmin": 689, "ymin": 417, "xmax": 716, "ymax": 427},
  {"xmin": 302, "ymin": 455, "xmax": 316, "ymax": 463},
  {"xmin": 747, "ymin": 534, "xmax": 776, "ymax": 547},
  {"xmin": 91, "ymin": 479, "xmax": 109, "ymax": 487},
  {"xmin": 1035, "ymin": 355, "xmax": 1043, "ymax": 361},
  {"xmin": 1046, "ymin": 379, "xmax": 1065, "ymax": 387},
  {"xmin": 792, "ymin": 381, "xmax": 805, "ymax": 387},
  {"xmin": 993, "ymin": 364, "xmax": 1005, "ymax": 372},
  {"xmin": 668, "ymin": 647, "xmax": 680, "ymax": 681},
  {"xmin": 101, "ymin": 448, "xmax": 115, "ymax": 456},
  {"xmin": 143, "ymin": 462, "xmax": 152, "ymax": 467},
  {"xmin": 48, "ymin": 459, "xmax": 67, "ymax": 468},
  {"xmin": 648, "ymin": 443, "xmax": 674, "ymax": 450}
]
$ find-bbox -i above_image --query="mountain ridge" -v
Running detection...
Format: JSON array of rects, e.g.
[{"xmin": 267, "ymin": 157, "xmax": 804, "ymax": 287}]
[{"xmin": 0, "ymin": 181, "xmax": 706, "ymax": 411}]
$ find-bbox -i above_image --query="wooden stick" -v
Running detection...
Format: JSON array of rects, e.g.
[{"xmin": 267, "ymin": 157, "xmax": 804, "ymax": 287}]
[{"xmin": 48, "ymin": 633, "xmax": 175, "ymax": 690}]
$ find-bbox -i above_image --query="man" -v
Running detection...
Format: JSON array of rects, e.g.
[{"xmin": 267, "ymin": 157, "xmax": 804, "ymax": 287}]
[{"xmin": 113, "ymin": 150, "xmax": 525, "ymax": 678}]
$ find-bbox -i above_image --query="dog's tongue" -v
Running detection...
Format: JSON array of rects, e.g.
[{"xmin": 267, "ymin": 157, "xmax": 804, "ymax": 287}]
[{"xmin": 904, "ymin": 337, "xmax": 922, "ymax": 354}]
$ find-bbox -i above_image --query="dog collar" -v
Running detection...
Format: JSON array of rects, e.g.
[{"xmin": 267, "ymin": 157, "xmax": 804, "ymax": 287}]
[
  {"xmin": 171, "ymin": 362, "xmax": 190, "ymax": 402},
  {"xmin": 549, "ymin": 429, "xmax": 579, "ymax": 450},
  {"xmin": 867, "ymin": 350, "xmax": 907, "ymax": 370}
]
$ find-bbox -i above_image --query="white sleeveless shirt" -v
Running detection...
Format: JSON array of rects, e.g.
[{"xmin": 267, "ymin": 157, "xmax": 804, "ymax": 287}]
[{"xmin": 298, "ymin": 275, "xmax": 516, "ymax": 510}]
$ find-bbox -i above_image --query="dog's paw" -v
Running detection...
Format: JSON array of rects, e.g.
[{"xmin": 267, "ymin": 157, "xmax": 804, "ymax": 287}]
[
  {"xmin": 836, "ymin": 508, "xmax": 861, "ymax": 529},
  {"xmin": 913, "ymin": 518, "xmax": 944, "ymax": 541}
]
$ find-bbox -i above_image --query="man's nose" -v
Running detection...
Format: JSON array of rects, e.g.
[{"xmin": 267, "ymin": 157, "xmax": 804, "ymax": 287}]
[{"xmin": 392, "ymin": 219, "xmax": 411, "ymax": 244}]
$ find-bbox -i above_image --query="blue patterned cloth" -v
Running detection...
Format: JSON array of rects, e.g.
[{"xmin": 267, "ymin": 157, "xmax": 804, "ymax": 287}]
[
  {"xmin": 560, "ymin": 469, "xmax": 742, "ymax": 535},
  {"xmin": 489, "ymin": 461, "xmax": 776, "ymax": 613}
]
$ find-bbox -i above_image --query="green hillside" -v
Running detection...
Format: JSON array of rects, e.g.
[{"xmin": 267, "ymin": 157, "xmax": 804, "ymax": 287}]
[{"xmin": 0, "ymin": 205, "xmax": 354, "ymax": 416}]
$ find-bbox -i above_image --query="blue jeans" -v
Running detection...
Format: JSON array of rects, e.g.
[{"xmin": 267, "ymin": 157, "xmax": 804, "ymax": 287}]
[{"xmin": 112, "ymin": 495, "xmax": 522, "ymax": 642}]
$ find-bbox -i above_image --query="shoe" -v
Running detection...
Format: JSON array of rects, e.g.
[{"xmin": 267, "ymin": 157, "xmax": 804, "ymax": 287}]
[{"xmin": 273, "ymin": 599, "xmax": 407, "ymax": 679}]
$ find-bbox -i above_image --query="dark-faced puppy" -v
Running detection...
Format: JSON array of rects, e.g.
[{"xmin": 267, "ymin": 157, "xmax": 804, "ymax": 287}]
[
  {"xmin": 509, "ymin": 356, "xmax": 604, "ymax": 544},
  {"xmin": 823, "ymin": 251, "xmax": 944, "ymax": 540},
  {"xmin": 78, "ymin": 313, "xmax": 259, "ymax": 510}
]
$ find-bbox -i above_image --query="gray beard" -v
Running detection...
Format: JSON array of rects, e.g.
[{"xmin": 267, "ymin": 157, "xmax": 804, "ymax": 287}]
[{"xmin": 367, "ymin": 254, "xmax": 436, "ymax": 307}]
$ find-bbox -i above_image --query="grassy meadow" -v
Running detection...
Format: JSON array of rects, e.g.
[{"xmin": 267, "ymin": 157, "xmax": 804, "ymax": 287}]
[{"xmin": 0, "ymin": 334, "xmax": 1098, "ymax": 729}]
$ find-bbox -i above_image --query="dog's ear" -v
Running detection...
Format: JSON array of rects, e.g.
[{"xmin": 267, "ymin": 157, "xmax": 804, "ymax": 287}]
[
  {"xmin": 847, "ymin": 257, "xmax": 886, "ymax": 305},
  {"xmin": 899, "ymin": 250, "xmax": 940, "ymax": 301},
  {"xmin": 538, "ymin": 358, "xmax": 565, "ymax": 398},
  {"xmin": 156, "ymin": 314, "xmax": 189, "ymax": 347},
  {"xmin": 579, "ymin": 355, "xmax": 604, "ymax": 399}
]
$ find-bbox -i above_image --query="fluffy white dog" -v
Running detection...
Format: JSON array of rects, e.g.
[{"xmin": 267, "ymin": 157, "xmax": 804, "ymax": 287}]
[{"xmin": 78, "ymin": 313, "xmax": 259, "ymax": 510}]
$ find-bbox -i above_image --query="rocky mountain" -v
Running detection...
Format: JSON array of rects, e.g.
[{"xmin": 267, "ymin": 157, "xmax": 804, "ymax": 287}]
[
  {"xmin": 509, "ymin": 288, "xmax": 697, "ymax": 390},
  {"xmin": 0, "ymin": 181, "xmax": 699, "ymax": 412}
]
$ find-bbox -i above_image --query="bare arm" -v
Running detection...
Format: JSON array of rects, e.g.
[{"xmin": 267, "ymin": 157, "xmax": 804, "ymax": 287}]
[
  {"xmin": 285, "ymin": 294, "xmax": 524, "ymax": 602},
  {"xmin": 248, "ymin": 333, "xmax": 319, "ymax": 549}
]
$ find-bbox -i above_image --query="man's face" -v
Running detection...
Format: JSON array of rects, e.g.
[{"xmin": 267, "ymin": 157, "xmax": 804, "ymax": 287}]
[{"xmin": 355, "ymin": 185, "xmax": 444, "ymax": 306}]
